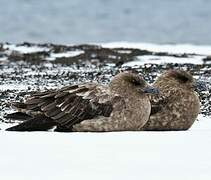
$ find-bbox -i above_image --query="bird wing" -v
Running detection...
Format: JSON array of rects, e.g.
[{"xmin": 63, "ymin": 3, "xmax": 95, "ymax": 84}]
[{"xmin": 12, "ymin": 83, "xmax": 116, "ymax": 129}]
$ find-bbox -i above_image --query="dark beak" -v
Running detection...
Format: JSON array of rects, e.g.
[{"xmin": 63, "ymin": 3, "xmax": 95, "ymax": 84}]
[
  {"xmin": 193, "ymin": 80, "xmax": 207, "ymax": 92},
  {"xmin": 143, "ymin": 86, "xmax": 160, "ymax": 94}
]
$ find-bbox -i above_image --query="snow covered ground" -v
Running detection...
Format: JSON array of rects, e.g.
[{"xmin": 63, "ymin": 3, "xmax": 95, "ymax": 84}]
[
  {"xmin": 103, "ymin": 42, "xmax": 211, "ymax": 66},
  {"xmin": 102, "ymin": 42, "xmax": 211, "ymax": 55},
  {"xmin": 0, "ymin": 42, "xmax": 211, "ymax": 180},
  {"xmin": 2, "ymin": 42, "xmax": 211, "ymax": 65},
  {"xmin": 0, "ymin": 116, "xmax": 211, "ymax": 180}
]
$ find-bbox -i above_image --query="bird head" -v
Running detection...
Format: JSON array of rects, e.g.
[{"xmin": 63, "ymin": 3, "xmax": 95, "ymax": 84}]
[
  {"xmin": 111, "ymin": 71, "xmax": 159, "ymax": 96},
  {"xmin": 160, "ymin": 70, "xmax": 207, "ymax": 92}
]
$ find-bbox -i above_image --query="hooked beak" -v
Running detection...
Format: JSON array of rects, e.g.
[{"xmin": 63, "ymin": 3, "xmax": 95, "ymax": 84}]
[
  {"xmin": 193, "ymin": 80, "xmax": 207, "ymax": 92},
  {"xmin": 143, "ymin": 86, "xmax": 160, "ymax": 94}
]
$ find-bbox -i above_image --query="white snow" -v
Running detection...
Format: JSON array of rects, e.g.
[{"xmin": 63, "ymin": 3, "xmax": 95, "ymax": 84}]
[
  {"xmin": 0, "ymin": 132, "xmax": 210, "ymax": 180},
  {"xmin": 102, "ymin": 42, "xmax": 211, "ymax": 65},
  {"xmin": 3, "ymin": 44, "xmax": 84, "ymax": 61},
  {"xmin": 3, "ymin": 44, "xmax": 49, "ymax": 54},
  {"xmin": 3, "ymin": 43, "xmax": 211, "ymax": 65},
  {"xmin": 0, "ymin": 115, "xmax": 211, "ymax": 180},
  {"xmin": 0, "ymin": 56, "xmax": 8, "ymax": 61},
  {"xmin": 123, "ymin": 55, "xmax": 205, "ymax": 66},
  {"xmin": 46, "ymin": 51, "xmax": 84, "ymax": 61},
  {"xmin": 1, "ymin": 42, "xmax": 211, "ymax": 180},
  {"xmin": 0, "ymin": 84, "xmax": 30, "ymax": 91},
  {"xmin": 116, "ymin": 50, "xmax": 132, "ymax": 54},
  {"xmin": 102, "ymin": 42, "xmax": 211, "ymax": 55}
]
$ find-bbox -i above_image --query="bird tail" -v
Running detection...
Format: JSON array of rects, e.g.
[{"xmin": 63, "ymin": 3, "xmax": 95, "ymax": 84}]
[
  {"xmin": 4, "ymin": 112, "xmax": 32, "ymax": 121},
  {"xmin": 5, "ymin": 101, "xmax": 43, "ymax": 121},
  {"xmin": 6, "ymin": 115, "xmax": 57, "ymax": 131},
  {"xmin": 11, "ymin": 102, "xmax": 27, "ymax": 109},
  {"xmin": 4, "ymin": 102, "xmax": 31, "ymax": 121}
]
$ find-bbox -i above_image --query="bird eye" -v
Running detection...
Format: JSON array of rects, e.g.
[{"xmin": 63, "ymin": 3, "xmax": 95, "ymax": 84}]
[
  {"xmin": 169, "ymin": 70, "xmax": 191, "ymax": 83},
  {"xmin": 175, "ymin": 75, "xmax": 189, "ymax": 83},
  {"xmin": 132, "ymin": 79, "xmax": 141, "ymax": 86}
]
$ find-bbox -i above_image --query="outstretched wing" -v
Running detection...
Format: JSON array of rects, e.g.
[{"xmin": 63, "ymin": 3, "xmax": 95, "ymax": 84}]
[{"xmin": 11, "ymin": 83, "xmax": 115, "ymax": 129}]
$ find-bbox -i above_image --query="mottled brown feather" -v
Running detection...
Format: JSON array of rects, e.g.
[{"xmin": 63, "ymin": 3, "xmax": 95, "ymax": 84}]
[
  {"xmin": 7, "ymin": 72, "xmax": 154, "ymax": 132},
  {"xmin": 9, "ymin": 83, "xmax": 114, "ymax": 129},
  {"xmin": 143, "ymin": 70, "xmax": 200, "ymax": 131}
]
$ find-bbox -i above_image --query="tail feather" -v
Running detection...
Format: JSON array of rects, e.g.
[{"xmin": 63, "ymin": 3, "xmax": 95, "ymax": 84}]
[
  {"xmin": 4, "ymin": 112, "xmax": 32, "ymax": 121},
  {"xmin": 11, "ymin": 102, "xmax": 27, "ymax": 109},
  {"xmin": 6, "ymin": 115, "xmax": 56, "ymax": 131}
]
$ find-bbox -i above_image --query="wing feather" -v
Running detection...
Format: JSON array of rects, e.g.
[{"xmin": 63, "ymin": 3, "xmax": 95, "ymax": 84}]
[
  {"xmin": 25, "ymin": 97, "xmax": 43, "ymax": 105},
  {"xmin": 41, "ymin": 101, "xmax": 57, "ymax": 111},
  {"xmin": 10, "ymin": 83, "xmax": 116, "ymax": 129},
  {"xmin": 44, "ymin": 108, "xmax": 61, "ymax": 117}
]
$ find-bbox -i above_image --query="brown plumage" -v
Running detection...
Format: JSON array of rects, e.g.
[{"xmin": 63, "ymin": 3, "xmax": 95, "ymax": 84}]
[
  {"xmin": 6, "ymin": 72, "xmax": 158, "ymax": 132},
  {"xmin": 142, "ymin": 70, "xmax": 201, "ymax": 131}
]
